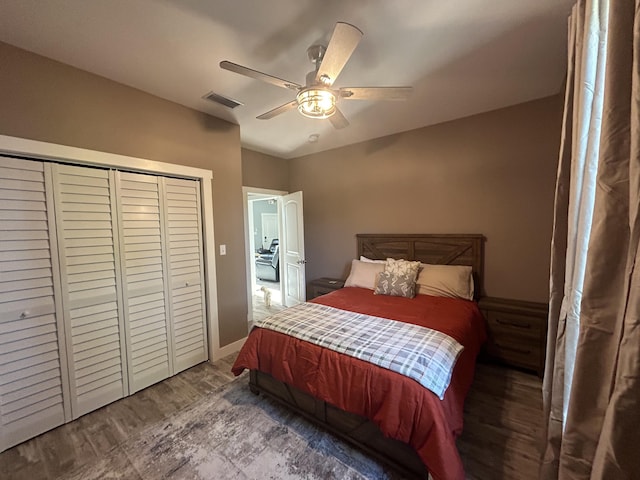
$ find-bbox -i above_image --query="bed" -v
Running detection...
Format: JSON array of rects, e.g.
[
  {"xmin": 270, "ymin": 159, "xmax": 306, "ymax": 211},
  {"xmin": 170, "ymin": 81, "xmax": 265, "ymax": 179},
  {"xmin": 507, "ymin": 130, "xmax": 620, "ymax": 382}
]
[{"xmin": 232, "ymin": 234, "xmax": 487, "ymax": 479}]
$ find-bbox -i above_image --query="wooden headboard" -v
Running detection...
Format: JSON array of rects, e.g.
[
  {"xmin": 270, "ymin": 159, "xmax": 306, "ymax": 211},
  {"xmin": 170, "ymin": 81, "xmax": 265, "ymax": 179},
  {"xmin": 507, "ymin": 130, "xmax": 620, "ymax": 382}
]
[{"xmin": 357, "ymin": 234, "xmax": 485, "ymax": 298}]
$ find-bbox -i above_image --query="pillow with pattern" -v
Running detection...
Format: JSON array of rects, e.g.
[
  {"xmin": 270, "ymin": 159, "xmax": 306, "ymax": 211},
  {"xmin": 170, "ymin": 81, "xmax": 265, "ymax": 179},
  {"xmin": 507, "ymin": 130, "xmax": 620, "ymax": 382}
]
[
  {"xmin": 385, "ymin": 258, "xmax": 421, "ymax": 280},
  {"xmin": 374, "ymin": 271, "xmax": 417, "ymax": 298}
]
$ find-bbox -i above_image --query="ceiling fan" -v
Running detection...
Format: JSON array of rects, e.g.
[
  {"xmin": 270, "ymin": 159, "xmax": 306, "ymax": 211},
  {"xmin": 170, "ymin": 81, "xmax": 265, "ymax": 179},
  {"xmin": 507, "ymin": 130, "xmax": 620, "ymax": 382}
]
[{"xmin": 220, "ymin": 22, "xmax": 412, "ymax": 129}]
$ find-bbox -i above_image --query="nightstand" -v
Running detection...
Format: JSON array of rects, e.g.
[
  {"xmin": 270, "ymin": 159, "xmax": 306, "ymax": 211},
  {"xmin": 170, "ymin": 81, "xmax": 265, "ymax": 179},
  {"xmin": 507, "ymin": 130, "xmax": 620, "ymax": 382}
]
[
  {"xmin": 309, "ymin": 277, "xmax": 345, "ymax": 299},
  {"xmin": 478, "ymin": 296, "xmax": 548, "ymax": 376}
]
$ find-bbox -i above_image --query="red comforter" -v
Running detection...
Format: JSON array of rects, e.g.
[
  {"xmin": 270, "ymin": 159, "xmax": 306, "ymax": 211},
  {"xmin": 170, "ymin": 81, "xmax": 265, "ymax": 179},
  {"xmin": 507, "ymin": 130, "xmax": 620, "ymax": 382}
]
[{"xmin": 232, "ymin": 287, "xmax": 487, "ymax": 480}]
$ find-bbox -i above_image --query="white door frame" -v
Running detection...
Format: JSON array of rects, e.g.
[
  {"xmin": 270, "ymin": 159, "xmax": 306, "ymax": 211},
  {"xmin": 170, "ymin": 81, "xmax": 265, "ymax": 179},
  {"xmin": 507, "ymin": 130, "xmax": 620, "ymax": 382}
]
[
  {"xmin": 0, "ymin": 134, "xmax": 222, "ymax": 361},
  {"xmin": 242, "ymin": 187, "xmax": 287, "ymax": 322}
]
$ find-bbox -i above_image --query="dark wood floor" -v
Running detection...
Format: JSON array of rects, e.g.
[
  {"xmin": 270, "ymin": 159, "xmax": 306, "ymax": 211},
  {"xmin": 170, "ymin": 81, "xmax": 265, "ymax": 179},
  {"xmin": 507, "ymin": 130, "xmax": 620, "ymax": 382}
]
[
  {"xmin": 458, "ymin": 363, "xmax": 543, "ymax": 479},
  {"xmin": 0, "ymin": 354, "xmax": 542, "ymax": 480}
]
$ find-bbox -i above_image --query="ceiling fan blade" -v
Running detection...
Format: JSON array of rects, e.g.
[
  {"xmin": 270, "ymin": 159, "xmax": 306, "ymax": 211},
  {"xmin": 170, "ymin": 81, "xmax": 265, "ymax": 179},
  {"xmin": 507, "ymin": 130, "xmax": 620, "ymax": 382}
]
[
  {"xmin": 329, "ymin": 107, "xmax": 349, "ymax": 129},
  {"xmin": 339, "ymin": 87, "xmax": 413, "ymax": 100},
  {"xmin": 220, "ymin": 61, "xmax": 301, "ymax": 91},
  {"xmin": 256, "ymin": 100, "xmax": 299, "ymax": 120},
  {"xmin": 315, "ymin": 22, "xmax": 363, "ymax": 86}
]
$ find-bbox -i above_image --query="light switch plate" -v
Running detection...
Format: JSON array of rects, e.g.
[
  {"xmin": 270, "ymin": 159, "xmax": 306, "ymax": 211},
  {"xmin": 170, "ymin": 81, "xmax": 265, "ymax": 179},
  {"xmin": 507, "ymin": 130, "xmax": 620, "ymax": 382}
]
[{"xmin": 219, "ymin": 244, "xmax": 226, "ymax": 255}]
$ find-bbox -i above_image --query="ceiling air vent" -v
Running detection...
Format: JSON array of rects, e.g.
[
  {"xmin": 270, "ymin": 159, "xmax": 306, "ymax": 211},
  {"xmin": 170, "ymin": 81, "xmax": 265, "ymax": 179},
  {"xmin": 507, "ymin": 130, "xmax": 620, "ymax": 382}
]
[{"xmin": 202, "ymin": 91, "xmax": 243, "ymax": 109}]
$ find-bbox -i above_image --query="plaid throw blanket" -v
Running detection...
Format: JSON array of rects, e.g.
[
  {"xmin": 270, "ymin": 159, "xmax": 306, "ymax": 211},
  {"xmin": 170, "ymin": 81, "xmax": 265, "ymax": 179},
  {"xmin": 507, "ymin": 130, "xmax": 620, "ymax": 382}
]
[{"xmin": 255, "ymin": 302, "xmax": 464, "ymax": 399}]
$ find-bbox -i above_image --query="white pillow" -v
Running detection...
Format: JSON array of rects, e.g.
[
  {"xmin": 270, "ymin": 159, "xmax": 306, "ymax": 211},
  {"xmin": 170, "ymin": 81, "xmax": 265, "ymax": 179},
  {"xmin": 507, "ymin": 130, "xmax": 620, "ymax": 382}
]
[
  {"xmin": 416, "ymin": 264, "xmax": 474, "ymax": 300},
  {"xmin": 359, "ymin": 255, "xmax": 385, "ymax": 264},
  {"xmin": 345, "ymin": 259, "xmax": 385, "ymax": 290}
]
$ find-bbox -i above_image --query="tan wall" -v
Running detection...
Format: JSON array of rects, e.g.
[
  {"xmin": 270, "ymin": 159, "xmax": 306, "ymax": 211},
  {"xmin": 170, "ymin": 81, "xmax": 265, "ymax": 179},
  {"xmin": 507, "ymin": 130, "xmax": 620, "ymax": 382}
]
[
  {"xmin": 289, "ymin": 96, "xmax": 563, "ymax": 302},
  {"xmin": 241, "ymin": 148, "xmax": 290, "ymax": 191},
  {"xmin": 0, "ymin": 42, "xmax": 247, "ymax": 346}
]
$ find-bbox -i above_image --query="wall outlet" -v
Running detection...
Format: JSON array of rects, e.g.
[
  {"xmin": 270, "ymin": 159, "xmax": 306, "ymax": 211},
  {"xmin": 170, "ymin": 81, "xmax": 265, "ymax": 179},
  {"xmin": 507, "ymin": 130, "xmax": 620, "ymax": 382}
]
[{"xmin": 219, "ymin": 244, "xmax": 226, "ymax": 255}]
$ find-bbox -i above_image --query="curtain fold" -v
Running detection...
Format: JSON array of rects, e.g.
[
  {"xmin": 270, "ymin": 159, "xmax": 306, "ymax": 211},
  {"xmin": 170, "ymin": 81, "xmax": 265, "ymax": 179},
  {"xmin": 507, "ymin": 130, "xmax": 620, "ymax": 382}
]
[{"xmin": 541, "ymin": 0, "xmax": 640, "ymax": 478}]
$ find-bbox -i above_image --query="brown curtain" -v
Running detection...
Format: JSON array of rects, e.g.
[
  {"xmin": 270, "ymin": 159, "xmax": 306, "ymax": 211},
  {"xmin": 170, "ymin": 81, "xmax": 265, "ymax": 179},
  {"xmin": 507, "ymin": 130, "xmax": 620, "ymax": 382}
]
[{"xmin": 541, "ymin": 0, "xmax": 640, "ymax": 479}]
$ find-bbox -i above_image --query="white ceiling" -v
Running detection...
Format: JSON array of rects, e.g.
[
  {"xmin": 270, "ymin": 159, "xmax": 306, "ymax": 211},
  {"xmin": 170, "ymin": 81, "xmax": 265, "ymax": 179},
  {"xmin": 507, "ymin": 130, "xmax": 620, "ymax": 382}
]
[{"xmin": 0, "ymin": 0, "xmax": 574, "ymax": 159}]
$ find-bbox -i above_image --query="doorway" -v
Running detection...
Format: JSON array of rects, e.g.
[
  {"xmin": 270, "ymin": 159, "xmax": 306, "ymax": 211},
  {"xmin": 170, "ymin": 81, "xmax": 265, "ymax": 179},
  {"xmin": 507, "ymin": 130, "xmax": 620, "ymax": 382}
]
[
  {"xmin": 242, "ymin": 187, "xmax": 307, "ymax": 327},
  {"xmin": 243, "ymin": 188, "xmax": 286, "ymax": 325}
]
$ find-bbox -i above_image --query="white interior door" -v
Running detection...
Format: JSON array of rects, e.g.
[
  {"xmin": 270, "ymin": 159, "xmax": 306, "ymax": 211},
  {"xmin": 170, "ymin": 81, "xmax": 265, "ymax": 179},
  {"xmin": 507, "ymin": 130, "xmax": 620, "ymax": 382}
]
[
  {"xmin": 0, "ymin": 157, "xmax": 69, "ymax": 451},
  {"xmin": 115, "ymin": 171, "xmax": 172, "ymax": 394},
  {"xmin": 282, "ymin": 191, "xmax": 306, "ymax": 306},
  {"xmin": 261, "ymin": 213, "xmax": 278, "ymax": 248},
  {"xmin": 163, "ymin": 177, "xmax": 208, "ymax": 373},
  {"xmin": 52, "ymin": 164, "xmax": 128, "ymax": 419}
]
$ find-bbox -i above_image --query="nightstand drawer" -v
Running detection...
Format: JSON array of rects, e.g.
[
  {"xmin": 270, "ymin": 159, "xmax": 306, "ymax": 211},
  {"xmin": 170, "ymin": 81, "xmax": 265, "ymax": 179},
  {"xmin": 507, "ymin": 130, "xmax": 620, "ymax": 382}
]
[
  {"xmin": 486, "ymin": 311, "xmax": 542, "ymax": 340},
  {"xmin": 487, "ymin": 331, "xmax": 542, "ymax": 371}
]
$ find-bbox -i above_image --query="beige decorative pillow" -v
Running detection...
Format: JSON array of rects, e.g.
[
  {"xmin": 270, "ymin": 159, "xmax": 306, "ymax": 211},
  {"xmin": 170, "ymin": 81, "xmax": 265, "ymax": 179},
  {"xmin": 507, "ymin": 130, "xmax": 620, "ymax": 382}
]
[
  {"xmin": 344, "ymin": 259, "xmax": 385, "ymax": 290},
  {"xmin": 374, "ymin": 271, "xmax": 417, "ymax": 298},
  {"xmin": 416, "ymin": 264, "xmax": 474, "ymax": 300},
  {"xmin": 385, "ymin": 258, "xmax": 421, "ymax": 280}
]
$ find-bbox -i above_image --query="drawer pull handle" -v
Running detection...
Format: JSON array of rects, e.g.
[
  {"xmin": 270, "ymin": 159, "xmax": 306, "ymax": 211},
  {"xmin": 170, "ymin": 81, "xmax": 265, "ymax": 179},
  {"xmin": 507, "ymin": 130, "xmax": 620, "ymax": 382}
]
[
  {"xmin": 496, "ymin": 343, "xmax": 531, "ymax": 355},
  {"xmin": 496, "ymin": 318, "xmax": 531, "ymax": 329}
]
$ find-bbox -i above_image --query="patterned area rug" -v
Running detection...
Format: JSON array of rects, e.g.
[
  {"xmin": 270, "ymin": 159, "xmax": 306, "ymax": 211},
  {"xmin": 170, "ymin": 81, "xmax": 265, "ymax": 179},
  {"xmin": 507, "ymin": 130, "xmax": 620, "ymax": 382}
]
[{"xmin": 58, "ymin": 373, "xmax": 407, "ymax": 480}]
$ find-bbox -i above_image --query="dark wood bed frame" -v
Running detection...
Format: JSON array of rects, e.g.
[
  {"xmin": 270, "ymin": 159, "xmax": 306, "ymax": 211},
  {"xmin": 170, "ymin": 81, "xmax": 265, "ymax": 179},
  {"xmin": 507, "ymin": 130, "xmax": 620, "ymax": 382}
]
[{"xmin": 249, "ymin": 233, "xmax": 485, "ymax": 479}]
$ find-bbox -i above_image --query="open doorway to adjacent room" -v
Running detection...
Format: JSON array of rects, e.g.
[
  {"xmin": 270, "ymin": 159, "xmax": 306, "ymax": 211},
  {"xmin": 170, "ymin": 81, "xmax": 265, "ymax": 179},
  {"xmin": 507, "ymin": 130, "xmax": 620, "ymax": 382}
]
[{"xmin": 243, "ymin": 188, "xmax": 286, "ymax": 326}]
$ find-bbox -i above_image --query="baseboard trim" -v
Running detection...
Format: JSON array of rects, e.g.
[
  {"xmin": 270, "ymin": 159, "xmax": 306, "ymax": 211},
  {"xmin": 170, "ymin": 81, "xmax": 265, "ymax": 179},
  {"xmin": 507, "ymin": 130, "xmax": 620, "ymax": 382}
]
[{"xmin": 213, "ymin": 336, "xmax": 247, "ymax": 361}]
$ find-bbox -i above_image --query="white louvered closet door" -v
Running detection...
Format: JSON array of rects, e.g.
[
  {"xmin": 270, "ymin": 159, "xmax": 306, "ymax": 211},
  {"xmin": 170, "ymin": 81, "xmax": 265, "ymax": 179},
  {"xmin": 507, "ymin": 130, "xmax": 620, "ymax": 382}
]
[
  {"xmin": 52, "ymin": 164, "xmax": 127, "ymax": 419},
  {"xmin": 115, "ymin": 172, "xmax": 172, "ymax": 393},
  {"xmin": 0, "ymin": 157, "xmax": 69, "ymax": 451},
  {"xmin": 163, "ymin": 178, "xmax": 208, "ymax": 373}
]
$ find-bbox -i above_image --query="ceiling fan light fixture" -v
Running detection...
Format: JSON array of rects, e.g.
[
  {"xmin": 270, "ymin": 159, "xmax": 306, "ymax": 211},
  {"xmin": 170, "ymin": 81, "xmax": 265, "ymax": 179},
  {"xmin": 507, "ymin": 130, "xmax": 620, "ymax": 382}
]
[
  {"xmin": 220, "ymin": 22, "xmax": 411, "ymax": 128},
  {"xmin": 296, "ymin": 88, "xmax": 336, "ymax": 119}
]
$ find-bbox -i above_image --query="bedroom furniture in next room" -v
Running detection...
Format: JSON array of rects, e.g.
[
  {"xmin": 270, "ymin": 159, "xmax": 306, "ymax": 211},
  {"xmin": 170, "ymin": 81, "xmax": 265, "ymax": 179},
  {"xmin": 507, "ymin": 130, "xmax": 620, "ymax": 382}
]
[
  {"xmin": 233, "ymin": 233, "xmax": 487, "ymax": 480},
  {"xmin": 308, "ymin": 277, "xmax": 345, "ymax": 299},
  {"xmin": 478, "ymin": 296, "xmax": 548, "ymax": 376}
]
